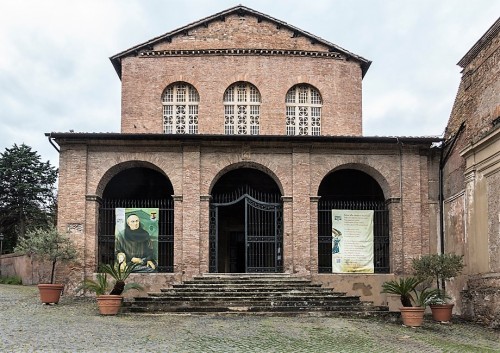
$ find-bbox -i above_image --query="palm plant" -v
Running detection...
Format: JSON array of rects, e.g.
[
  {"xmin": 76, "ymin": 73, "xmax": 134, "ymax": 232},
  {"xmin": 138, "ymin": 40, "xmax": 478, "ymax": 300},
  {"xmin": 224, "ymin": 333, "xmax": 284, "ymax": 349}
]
[
  {"xmin": 78, "ymin": 273, "xmax": 110, "ymax": 296},
  {"xmin": 381, "ymin": 277, "xmax": 423, "ymax": 307},
  {"xmin": 100, "ymin": 262, "xmax": 143, "ymax": 295},
  {"xmin": 78, "ymin": 261, "xmax": 143, "ymax": 296}
]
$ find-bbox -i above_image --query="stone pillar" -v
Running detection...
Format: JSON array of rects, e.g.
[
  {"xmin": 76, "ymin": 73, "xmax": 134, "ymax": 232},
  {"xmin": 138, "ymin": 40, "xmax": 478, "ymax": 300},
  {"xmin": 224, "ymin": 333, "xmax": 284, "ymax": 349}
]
[
  {"xmin": 172, "ymin": 195, "xmax": 183, "ymax": 276},
  {"xmin": 84, "ymin": 195, "xmax": 101, "ymax": 278},
  {"xmin": 309, "ymin": 196, "xmax": 320, "ymax": 274},
  {"xmin": 182, "ymin": 146, "xmax": 201, "ymax": 279},
  {"xmin": 282, "ymin": 196, "xmax": 293, "ymax": 273},
  {"xmin": 199, "ymin": 195, "xmax": 212, "ymax": 274},
  {"xmin": 292, "ymin": 147, "xmax": 311, "ymax": 275},
  {"xmin": 386, "ymin": 198, "xmax": 402, "ymax": 274}
]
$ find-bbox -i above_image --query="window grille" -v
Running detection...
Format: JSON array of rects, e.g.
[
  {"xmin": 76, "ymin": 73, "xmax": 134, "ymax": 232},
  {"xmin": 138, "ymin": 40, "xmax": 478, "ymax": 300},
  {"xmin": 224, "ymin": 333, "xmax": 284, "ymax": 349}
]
[
  {"xmin": 162, "ymin": 83, "xmax": 199, "ymax": 134},
  {"xmin": 224, "ymin": 82, "xmax": 261, "ymax": 135},
  {"xmin": 285, "ymin": 84, "xmax": 322, "ymax": 136}
]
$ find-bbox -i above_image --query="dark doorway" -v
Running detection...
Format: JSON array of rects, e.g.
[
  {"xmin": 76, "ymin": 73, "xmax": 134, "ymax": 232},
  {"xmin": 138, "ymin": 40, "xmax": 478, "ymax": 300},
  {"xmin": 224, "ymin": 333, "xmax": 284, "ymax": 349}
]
[
  {"xmin": 317, "ymin": 169, "xmax": 389, "ymax": 273},
  {"xmin": 209, "ymin": 168, "xmax": 283, "ymax": 273},
  {"xmin": 98, "ymin": 167, "xmax": 175, "ymax": 272}
]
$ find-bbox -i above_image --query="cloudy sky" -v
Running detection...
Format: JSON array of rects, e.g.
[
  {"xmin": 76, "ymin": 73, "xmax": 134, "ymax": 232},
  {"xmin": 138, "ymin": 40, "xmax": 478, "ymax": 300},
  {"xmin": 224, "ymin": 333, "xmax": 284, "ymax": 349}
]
[{"xmin": 1, "ymin": 0, "xmax": 499, "ymax": 168}]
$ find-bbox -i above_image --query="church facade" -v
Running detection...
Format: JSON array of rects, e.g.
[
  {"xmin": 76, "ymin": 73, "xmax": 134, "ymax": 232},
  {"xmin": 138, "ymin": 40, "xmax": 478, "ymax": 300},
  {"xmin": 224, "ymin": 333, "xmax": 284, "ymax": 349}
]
[{"xmin": 49, "ymin": 6, "xmax": 441, "ymax": 307}]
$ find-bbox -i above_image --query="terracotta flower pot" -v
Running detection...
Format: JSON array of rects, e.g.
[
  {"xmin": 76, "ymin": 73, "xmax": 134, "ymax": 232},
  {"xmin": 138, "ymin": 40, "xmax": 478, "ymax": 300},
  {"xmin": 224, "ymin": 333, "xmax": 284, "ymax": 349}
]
[
  {"xmin": 96, "ymin": 295, "xmax": 123, "ymax": 315},
  {"xmin": 400, "ymin": 307, "xmax": 425, "ymax": 327},
  {"xmin": 430, "ymin": 303, "xmax": 454, "ymax": 322},
  {"xmin": 38, "ymin": 284, "xmax": 64, "ymax": 304}
]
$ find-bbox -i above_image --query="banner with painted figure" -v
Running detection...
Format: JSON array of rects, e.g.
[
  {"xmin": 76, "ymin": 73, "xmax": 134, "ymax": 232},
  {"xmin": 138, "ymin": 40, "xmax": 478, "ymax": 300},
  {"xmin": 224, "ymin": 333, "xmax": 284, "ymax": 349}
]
[
  {"xmin": 331, "ymin": 209, "xmax": 374, "ymax": 273},
  {"xmin": 115, "ymin": 208, "xmax": 159, "ymax": 273}
]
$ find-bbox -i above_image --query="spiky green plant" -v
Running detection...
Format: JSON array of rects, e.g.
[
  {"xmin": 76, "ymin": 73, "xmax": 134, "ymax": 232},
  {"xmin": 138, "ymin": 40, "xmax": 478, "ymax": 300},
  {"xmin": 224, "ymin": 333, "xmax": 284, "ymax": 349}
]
[
  {"xmin": 99, "ymin": 262, "xmax": 143, "ymax": 295},
  {"xmin": 414, "ymin": 287, "xmax": 442, "ymax": 307},
  {"xmin": 381, "ymin": 277, "xmax": 423, "ymax": 307},
  {"xmin": 77, "ymin": 273, "xmax": 110, "ymax": 296}
]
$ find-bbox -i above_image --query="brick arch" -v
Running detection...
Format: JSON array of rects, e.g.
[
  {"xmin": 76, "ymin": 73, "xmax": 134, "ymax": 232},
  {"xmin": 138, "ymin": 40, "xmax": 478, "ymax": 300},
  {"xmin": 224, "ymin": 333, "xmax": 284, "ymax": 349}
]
[
  {"xmin": 160, "ymin": 80, "xmax": 200, "ymax": 98},
  {"xmin": 208, "ymin": 161, "xmax": 284, "ymax": 196},
  {"xmin": 285, "ymin": 82, "xmax": 323, "ymax": 100},
  {"xmin": 95, "ymin": 160, "xmax": 172, "ymax": 198},
  {"xmin": 222, "ymin": 80, "xmax": 262, "ymax": 100},
  {"xmin": 317, "ymin": 163, "xmax": 391, "ymax": 200}
]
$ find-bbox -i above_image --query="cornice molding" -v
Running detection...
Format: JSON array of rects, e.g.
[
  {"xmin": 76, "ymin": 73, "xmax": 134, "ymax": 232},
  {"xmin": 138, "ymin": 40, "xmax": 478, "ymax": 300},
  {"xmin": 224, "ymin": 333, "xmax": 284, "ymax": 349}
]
[{"xmin": 139, "ymin": 48, "xmax": 345, "ymax": 60}]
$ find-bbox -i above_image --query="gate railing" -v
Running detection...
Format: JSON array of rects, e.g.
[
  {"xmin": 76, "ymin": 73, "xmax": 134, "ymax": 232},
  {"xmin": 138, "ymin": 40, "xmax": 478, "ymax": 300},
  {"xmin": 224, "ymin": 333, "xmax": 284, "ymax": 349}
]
[
  {"xmin": 98, "ymin": 198, "xmax": 174, "ymax": 272},
  {"xmin": 318, "ymin": 199, "xmax": 389, "ymax": 273},
  {"xmin": 246, "ymin": 197, "xmax": 283, "ymax": 273},
  {"xmin": 210, "ymin": 189, "xmax": 283, "ymax": 273}
]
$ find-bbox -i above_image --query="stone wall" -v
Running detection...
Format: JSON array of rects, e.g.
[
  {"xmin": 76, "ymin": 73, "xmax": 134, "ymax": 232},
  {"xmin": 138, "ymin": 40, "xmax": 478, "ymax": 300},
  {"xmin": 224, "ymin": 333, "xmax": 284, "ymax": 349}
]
[
  {"xmin": 462, "ymin": 274, "xmax": 500, "ymax": 328},
  {"xmin": 0, "ymin": 254, "xmax": 53, "ymax": 285}
]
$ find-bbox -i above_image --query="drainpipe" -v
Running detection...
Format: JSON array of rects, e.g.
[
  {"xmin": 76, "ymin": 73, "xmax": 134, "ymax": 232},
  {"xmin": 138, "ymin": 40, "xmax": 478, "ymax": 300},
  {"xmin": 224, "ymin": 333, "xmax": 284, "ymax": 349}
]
[
  {"xmin": 438, "ymin": 122, "xmax": 465, "ymax": 292},
  {"xmin": 46, "ymin": 133, "xmax": 60, "ymax": 153},
  {"xmin": 396, "ymin": 137, "xmax": 404, "ymax": 274},
  {"xmin": 439, "ymin": 122, "xmax": 465, "ymax": 255}
]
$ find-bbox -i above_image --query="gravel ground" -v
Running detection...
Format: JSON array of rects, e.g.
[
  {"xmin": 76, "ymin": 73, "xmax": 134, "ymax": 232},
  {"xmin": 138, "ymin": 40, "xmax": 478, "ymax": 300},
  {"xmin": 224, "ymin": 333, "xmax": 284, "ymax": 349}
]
[{"xmin": 1, "ymin": 284, "xmax": 499, "ymax": 353}]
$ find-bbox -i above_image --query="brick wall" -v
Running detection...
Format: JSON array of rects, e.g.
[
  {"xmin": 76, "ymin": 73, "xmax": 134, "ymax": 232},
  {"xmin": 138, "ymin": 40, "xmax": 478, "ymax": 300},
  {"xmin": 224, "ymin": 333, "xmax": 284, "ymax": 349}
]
[
  {"xmin": 55, "ymin": 137, "xmax": 439, "ymax": 298},
  {"xmin": 119, "ymin": 13, "xmax": 363, "ymax": 136}
]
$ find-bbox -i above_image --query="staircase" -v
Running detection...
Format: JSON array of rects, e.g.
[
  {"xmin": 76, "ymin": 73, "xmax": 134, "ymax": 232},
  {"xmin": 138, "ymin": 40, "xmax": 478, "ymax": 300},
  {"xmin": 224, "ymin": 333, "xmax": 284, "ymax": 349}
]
[{"xmin": 124, "ymin": 274, "xmax": 388, "ymax": 316}]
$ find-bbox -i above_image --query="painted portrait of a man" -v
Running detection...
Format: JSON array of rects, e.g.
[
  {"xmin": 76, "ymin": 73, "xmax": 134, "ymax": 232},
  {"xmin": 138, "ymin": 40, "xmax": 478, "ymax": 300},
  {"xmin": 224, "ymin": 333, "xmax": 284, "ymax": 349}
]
[{"xmin": 115, "ymin": 208, "xmax": 159, "ymax": 272}]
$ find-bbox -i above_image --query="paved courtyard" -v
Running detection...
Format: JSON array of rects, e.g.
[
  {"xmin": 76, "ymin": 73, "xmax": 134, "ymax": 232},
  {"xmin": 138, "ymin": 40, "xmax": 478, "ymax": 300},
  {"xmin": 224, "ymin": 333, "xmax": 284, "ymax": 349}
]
[{"xmin": 1, "ymin": 284, "xmax": 499, "ymax": 352}]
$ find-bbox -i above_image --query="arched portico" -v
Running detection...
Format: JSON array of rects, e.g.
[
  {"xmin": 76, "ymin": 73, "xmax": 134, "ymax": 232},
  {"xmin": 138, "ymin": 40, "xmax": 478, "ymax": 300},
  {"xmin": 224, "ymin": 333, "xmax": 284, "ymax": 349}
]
[
  {"xmin": 97, "ymin": 164, "xmax": 175, "ymax": 272},
  {"xmin": 317, "ymin": 168, "xmax": 390, "ymax": 273}
]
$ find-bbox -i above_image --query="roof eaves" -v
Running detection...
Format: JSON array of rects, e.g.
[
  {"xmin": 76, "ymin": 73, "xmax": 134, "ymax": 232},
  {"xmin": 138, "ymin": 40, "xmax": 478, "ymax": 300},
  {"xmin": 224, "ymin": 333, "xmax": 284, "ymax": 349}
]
[
  {"xmin": 457, "ymin": 17, "xmax": 500, "ymax": 68},
  {"xmin": 45, "ymin": 132, "xmax": 442, "ymax": 145}
]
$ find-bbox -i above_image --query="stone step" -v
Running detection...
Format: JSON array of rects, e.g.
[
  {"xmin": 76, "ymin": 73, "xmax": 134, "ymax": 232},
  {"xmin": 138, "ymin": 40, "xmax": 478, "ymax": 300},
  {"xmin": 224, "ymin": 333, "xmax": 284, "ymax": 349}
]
[
  {"xmin": 161, "ymin": 286, "xmax": 335, "ymax": 294},
  {"xmin": 135, "ymin": 298, "xmax": 364, "ymax": 307},
  {"xmin": 125, "ymin": 274, "xmax": 388, "ymax": 315},
  {"xmin": 178, "ymin": 281, "xmax": 319, "ymax": 286},
  {"xmin": 126, "ymin": 304, "xmax": 387, "ymax": 314},
  {"xmin": 150, "ymin": 292, "xmax": 351, "ymax": 299},
  {"xmin": 140, "ymin": 294, "xmax": 360, "ymax": 301}
]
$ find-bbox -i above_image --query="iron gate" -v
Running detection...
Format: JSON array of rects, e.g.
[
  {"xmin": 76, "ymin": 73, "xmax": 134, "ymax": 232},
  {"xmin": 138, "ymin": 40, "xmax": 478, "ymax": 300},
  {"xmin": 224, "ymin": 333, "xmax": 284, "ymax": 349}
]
[
  {"xmin": 318, "ymin": 199, "xmax": 389, "ymax": 273},
  {"xmin": 209, "ymin": 187, "xmax": 283, "ymax": 273},
  {"xmin": 97, "ymin": 198, "xmax": 174, "ymax": 272}
]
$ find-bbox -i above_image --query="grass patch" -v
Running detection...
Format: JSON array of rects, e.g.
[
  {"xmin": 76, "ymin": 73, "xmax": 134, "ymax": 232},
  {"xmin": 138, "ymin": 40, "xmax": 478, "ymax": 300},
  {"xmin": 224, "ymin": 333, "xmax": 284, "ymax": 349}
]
[{"xmin": 0, "ymin": 275, "xmax": 23, "ymax": 285}]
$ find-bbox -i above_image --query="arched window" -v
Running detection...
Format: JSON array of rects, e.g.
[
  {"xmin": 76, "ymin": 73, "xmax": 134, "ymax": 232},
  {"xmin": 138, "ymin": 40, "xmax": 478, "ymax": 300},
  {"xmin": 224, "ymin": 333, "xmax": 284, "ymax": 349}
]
[
  {"xmin": 162, "ymin": 83, "xmax": 199, "ymax": 134},
  {"xmin": 285, "ymin": 84, "xmax": 322, "ymax": 136},
  {"xmin": 223, "ymin": 82, "xmax": 261, "ymax": 135}
]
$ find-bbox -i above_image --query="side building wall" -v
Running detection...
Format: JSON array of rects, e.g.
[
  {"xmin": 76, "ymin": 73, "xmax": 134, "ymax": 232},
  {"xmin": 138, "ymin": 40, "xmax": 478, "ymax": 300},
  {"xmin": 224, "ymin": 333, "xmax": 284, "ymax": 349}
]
[{"xmin": 443, "ymin": 20, "xmax": 499, "ymax": 326}]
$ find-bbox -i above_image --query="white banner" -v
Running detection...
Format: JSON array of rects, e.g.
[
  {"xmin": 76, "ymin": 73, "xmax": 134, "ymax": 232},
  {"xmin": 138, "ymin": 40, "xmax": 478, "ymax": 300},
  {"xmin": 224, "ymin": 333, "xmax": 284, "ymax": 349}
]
[{"xmin": 331, "ymin": 209, "xmax": 374, "ymax": 273}]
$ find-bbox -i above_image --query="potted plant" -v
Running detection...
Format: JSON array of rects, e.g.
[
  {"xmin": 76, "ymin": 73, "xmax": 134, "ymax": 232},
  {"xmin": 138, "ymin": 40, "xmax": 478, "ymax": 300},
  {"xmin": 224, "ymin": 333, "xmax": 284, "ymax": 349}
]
[
  {"xmin": 78, "ymin": 260, "xmax": 143, "ymax": 315},
  {"xmin": 381, "ymin": 277, "xmax": 437, "ymax": 327},
  {"xmin": 412, "ymin": 253, "xmax": 465, "ymax": 322},
  {"xmin": 15, "ymin": 226, "xmax": 77, "ymax": 304}
]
